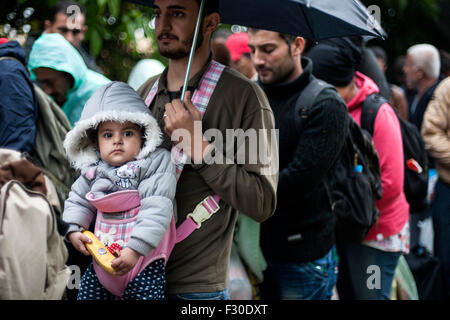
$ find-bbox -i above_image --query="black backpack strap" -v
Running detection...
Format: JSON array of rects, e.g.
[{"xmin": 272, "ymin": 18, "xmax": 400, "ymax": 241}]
[
  {"xmin": 294, "ymin": 78, "xmax": 334, "ymax": 135},
  {"xmin": 360, "ymin": 93, "xmax": 388, "ymax": 136}
]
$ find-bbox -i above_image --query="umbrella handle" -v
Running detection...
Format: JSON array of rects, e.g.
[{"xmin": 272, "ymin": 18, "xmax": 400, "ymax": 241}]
[{"xmin": 181, "ymin": 0, "xmax": 205, "ymax": 104}]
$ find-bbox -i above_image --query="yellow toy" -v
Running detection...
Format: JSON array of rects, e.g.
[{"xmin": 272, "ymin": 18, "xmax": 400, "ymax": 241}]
[{"xmin": 82, "ymin": 230, "xmax": 116, "ymax": 275}]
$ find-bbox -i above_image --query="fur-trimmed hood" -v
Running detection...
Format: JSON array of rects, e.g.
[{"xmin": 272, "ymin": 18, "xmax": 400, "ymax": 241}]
[{"xmin": 64, "ymin": 81, "xmax": 162, "ymax": 170}]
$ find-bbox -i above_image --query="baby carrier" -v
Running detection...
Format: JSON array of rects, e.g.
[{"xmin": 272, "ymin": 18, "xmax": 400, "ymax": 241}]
[{"xmin": 75, "ymin": 61, "xmax": 226, "ymax": 297}]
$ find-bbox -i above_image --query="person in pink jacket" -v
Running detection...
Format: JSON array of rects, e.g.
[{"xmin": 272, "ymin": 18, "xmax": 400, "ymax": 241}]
[{"xmin": 308, "ymin": 37, "xmax": 410, "ymax": 300}]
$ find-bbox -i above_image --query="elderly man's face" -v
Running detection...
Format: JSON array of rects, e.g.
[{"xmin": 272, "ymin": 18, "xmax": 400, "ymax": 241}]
[
  {"xmin": 403, "ymin": 54, "xmax": 422, "ymax": 90},
  {"xmin": 33, "ymin": 67, "xmax": 74, "ymax": 106},
  {"xmin": 45, "ymin": 12, "xmax": 87, "ymax": 48}
]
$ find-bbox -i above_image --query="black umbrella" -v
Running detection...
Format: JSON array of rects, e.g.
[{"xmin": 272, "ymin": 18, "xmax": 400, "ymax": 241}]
[
  {"xmin": 128, "ymin": 0, "xmax": 386, "ymax": 99},
  {"xmin": 129, "ymin": 0, "xmax": 386, "ymax": 40}
]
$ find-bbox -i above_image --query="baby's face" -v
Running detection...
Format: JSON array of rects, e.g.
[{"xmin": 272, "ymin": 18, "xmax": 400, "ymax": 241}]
[{"xmin": 97, "ymin": 121, "xmax": 142, "ymax": 167}]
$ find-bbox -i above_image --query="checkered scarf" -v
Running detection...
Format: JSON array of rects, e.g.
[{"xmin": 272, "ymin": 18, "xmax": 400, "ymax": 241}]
[{"xmin": 144, "ymin": 60, "xmax": 225, "ymax": 180}]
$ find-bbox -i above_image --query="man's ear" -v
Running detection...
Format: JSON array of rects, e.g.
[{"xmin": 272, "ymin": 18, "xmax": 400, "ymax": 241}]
[
  {"xmin": 292, "ymin": 36, "xmax": 305, "ymax": 56},
  {"xmin": 416, "ymin": 67, "xmax": 426, "ymax": 79},
  {"xmin": 44, "ymin": 20, "xmax": 52, "ymax": 32},
  {"xmin": 203, "ymin": 13, "xmax": 220, "ymax": 36}
]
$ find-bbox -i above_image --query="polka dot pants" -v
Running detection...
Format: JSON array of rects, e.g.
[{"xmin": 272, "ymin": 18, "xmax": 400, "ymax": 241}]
[{"xmin": 77, "ymin": 259, "xmax": 165, "ymax": 300}]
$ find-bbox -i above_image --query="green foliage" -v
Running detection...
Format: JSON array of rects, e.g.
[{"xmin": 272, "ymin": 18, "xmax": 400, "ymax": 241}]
[
  {"xmin": 74, "ymin": 0, "xmax": 162, "ymax": 81},
  {"xmin": 1, "ymin": 0, "xmax": 163, "ymax": 81}
]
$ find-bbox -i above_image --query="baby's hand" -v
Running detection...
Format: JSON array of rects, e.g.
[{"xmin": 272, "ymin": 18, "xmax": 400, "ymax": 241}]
[
  {"xmin": 68, "ymin": 231, "xmax": 92, "ymax": 256},
  {"xmin": 111, "ymin": 247, "xmax": 141, "ymax": 276}
]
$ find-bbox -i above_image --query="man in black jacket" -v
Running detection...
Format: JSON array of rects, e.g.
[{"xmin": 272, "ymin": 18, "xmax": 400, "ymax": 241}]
[{"xmin": 248, "ymin": 29, "xmax": 348, "ymax": 300}]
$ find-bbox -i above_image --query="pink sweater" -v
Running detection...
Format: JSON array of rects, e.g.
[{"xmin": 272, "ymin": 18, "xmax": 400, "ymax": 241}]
[{"xmin": 347, "ymin": 72, "xmax": 409, "ymax": 241}]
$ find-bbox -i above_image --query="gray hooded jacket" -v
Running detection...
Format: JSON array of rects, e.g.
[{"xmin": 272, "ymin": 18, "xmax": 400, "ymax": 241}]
[{"xmin": 62, "ymin": 81, "xmax": 176, "ymax": 256}]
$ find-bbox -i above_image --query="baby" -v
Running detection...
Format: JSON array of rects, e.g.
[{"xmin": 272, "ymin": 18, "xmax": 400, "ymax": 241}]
[{"xmin": 62, "ymin": 81, "xmax": 176, "ymax": 300}]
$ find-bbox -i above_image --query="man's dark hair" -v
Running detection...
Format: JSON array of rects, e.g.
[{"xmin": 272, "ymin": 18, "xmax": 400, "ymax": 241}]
[
  {"xmin": 393, "ymin": 55, "xmax": 406, "ymax": 79},
  {"xmin": 194, "ymin": 0, "xmax": 219, "ymax": 17},
  {"xmin": 248, "ymin": 28, "xmax": 297, "ymax": 57},
  {"xmin": 278, "ymin": 33, "xmax": 297, "ymax": 47},
  {"xmin": 248, "ymin": 28, "xmax": 297, "ymax": 47},
  {"xmin": 48, "ymin": 1, "xmax": 86, "ymax": 22},
  {"xmin": 369, "ymin": 46, "xmax": 387, "ymax": 64}
]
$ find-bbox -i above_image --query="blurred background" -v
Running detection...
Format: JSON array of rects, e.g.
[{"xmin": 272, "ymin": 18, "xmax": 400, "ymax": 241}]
[{"xmin": 0, "ymin": 0, "xmax": 449, "ymax": 84}]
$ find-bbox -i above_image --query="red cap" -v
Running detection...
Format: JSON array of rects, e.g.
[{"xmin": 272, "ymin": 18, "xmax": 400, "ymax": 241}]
[
  {"xmin": 0, "ymin": 38, "xmax": 9, "ymax": 45},
  {"xmin": 225, "ymin": 32, "xmax": 251, "ymax": 62}
]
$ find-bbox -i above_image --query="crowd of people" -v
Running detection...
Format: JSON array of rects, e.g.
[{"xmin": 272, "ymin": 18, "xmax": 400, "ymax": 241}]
[{"xmin": 0, "ymin": 0, "xmax": 449, "ymax": 301}]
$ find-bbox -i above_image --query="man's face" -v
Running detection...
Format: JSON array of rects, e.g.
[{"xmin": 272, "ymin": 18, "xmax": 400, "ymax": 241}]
[
  {"xmin": 248, "ymin": 30, "xmax": 296, "ymax": 84},
  {"xmin": 376, "ymin": 58, "xmax": 387, "ymax": 73},
  {"xmin": 33, "ymin": 67, "xmax": 74, "ymax": 106},
  {"xmin": 153, "ymin": 0, "xmax": 203, "ymax": 60},
  {"xmin": 45, "ymin": 12, "xmax": 86, "ymax": 48},
  {"xmin": 403, "ymin": 54, "xmax": 421, "ymax": 90}
]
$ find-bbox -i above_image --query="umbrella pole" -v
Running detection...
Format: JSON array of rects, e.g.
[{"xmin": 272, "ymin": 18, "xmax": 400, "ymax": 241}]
[{"xmin": 181, "ymin": 0, "xmax": 205, "ymax": 104}]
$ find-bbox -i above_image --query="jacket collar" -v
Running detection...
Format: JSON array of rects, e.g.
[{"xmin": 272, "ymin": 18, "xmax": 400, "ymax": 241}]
[{"xmin": 156, "ymin": 55, "xmax": 213, "ymax": 98}]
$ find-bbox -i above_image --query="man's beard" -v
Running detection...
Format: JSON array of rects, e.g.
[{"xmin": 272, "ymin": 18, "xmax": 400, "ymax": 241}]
[
  {"xmin": 257, "ymin": 63, "xmax": 295, "ymax": 85},
  {"xmin": 157, "ymin": 30, "xmax": 204, "ymax": 60}
]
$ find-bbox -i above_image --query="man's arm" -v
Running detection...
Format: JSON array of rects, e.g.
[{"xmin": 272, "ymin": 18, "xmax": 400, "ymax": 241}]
[
  {"xmin": 165, "ymin": 84, "xmax": 278, "ymax": 223},
  {"xmin": 0, "ymin": 60, "xmax": 37, "ymax": 154},
  {"xmin": 193, "ymin": 106, "xmax": 278, "ymax": 223},
  {"xmin": 278, "ymin": 96, "xmax": 348, "ymax": 200},
  {"xmin": 422, "ymin": 78, "xmax": 450, "ymax": 165}
]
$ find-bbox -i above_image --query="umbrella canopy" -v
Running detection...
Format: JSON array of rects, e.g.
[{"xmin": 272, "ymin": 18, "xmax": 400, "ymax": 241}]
[
  {"xmin": 127, "ymin": 0, "xmax": 386, "ymax": 101},
  {"xmin": 128, "ymin": 0, "xmax": 386, "ymax": 40}
]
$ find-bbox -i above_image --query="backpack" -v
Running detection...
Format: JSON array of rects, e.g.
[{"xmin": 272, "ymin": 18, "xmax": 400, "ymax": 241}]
[
  {"xmin": 0, "ymin": 56, "xmax": 77, "ymax": 207},
  {"xmin": 295, "ymin": 79, "xmax": 382, "ymax": 243},
  {"xmin": 33, "ymin": 83, "xmax": 77, "ymax": 206},
  {"xmin": 361, "ymin": 94, "xmax": 429, "ymax": 213},
  {"xmin": 0, "ymin": 148, "xmax": 70, "ymax": 299}
]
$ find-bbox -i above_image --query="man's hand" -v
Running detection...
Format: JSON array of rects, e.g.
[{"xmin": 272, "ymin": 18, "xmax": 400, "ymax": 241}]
[
  {"xmin": 163, "ymin": 91, "xmax": 211, "ymax": 162},
  {"xmin": 111, "ymin": 247, "xmax": 141, "ymax": 276},
  {"xmin": 68, "ymin": 231, "xmax": 92, "ymax": 256}
]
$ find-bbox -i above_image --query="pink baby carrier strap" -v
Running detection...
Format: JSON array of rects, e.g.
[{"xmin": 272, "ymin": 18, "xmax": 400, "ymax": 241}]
[{"xmin": 87, "ymin": 190, "xmax": 176, "ymax": 297}]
